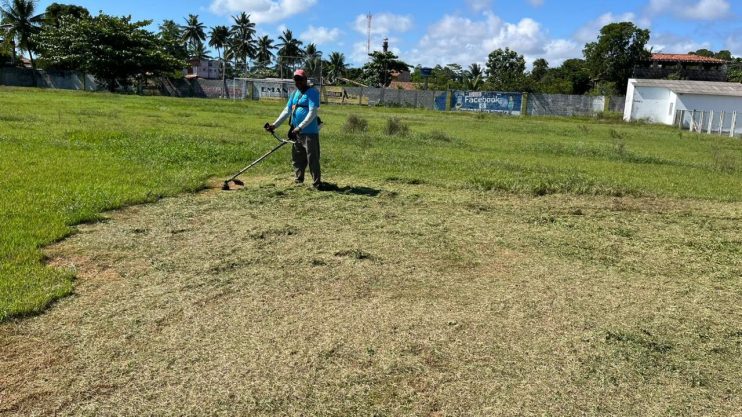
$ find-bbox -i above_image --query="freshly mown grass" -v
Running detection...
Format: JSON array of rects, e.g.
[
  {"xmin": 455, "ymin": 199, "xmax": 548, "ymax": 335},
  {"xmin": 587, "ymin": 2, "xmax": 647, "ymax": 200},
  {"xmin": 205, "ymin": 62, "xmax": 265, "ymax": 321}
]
[
  {"xmin": 1, "ymin": 86, "xmax": 741, "ymax": 321},
  {"xmin": 2, "ymin": 180, "xmax": 739, "ymax": 415}
]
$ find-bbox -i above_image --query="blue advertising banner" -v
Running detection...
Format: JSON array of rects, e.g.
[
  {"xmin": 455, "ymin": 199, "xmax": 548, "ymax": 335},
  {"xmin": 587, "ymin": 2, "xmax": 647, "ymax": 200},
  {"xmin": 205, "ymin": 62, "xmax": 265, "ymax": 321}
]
[
  {"xmin": 434, "ymin": 91, "xmax": 449, "ymax": 111},
  {"xmin": 452, "ymin": 91, "xmax": 522, "ymax": 115}
]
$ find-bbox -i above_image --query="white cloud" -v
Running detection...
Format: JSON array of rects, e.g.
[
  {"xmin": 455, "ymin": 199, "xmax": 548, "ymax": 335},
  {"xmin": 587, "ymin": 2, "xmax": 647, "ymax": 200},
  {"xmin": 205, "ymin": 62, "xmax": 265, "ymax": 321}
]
[
  {"xmin": 209, "ymin": 0, "xmax": 316, "ymax": 23},
  {"xmin": 405, "ymin": 12, "xmax": 579, "ymax": 68},
  {"xmin": 467, "ymin": 0, "xmax": 492, "ymax": 11},
  {"xmin": 727, "ymin": 33, "xmax": 742, "ymax": 57},
  {"xmin": 574, "ymin": 12, "xmax": 651, "ymax": 44},
  {"xmin": 353, "ymin": 13, "xmax": 413, "ymax": 36},
  {"xmin": 649, "ymin": 33, "xmax": 712, "ymax": 53},
  {"xmin": 647, "ymin": 0, "xmax": 731, "ymax": 20},
  {"xmin": 349, "ymin": 37, "xmax": 402, "ymax": 65},
  {"xmin": 300, "ymin": 26, "xmax": 341, "ymax": 45}
]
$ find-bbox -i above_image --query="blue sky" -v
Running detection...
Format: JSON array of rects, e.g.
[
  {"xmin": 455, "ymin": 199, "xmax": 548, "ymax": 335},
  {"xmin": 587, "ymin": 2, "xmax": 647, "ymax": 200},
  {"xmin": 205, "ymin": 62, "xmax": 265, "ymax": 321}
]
[{"xmin": 36, "ymin": 0, "xmax": 741, "ymax": 67}]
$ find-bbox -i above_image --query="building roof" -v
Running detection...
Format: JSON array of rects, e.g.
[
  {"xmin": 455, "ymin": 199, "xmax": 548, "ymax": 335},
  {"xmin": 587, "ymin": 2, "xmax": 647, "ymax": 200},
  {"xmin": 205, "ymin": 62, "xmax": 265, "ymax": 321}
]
[
  {"xmin": 388, "ymin": 81, "xmax": 417, "ymax": 91},
  {"xmin": 651, "ymin": 53, "xmax": 727, "ymax": 64},
  {"xmin": 630, "ymin": 79, "xmax": 742, "ymax": 97}
]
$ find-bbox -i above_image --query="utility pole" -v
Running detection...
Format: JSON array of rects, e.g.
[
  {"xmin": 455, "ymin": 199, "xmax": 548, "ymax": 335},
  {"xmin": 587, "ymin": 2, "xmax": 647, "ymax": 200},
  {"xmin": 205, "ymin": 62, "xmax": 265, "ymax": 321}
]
[
  {"xmin": 366, "ymin": 13, "xmax": 372, "ymax": 58},
  {"xmin": 382, "ymin": 37, "xmax": 389, "ymax": 87}
]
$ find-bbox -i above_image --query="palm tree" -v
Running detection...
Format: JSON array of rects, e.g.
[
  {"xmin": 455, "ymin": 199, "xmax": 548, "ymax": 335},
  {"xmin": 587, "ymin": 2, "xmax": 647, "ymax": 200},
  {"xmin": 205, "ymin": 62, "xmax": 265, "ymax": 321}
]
[
  {"xmin": 468, "ymin": 63, "xmax": 484, "ymax": 79},
  {"xmin": 159, "ymin": 19, "xmax": 180, "ymax": 38},
  {"xmin": 159, "ymin": 19, "xmax": 188, "ymax": 61},
  {"xmin": 1, "ymin": 0, "xmax": 44, "ymax": 72},
  {"xmin": 255, "ymin": 35, "xmax": 275, "ymax": 68},
  {"xmin": 189, "ymin": 43, "xmax": 211, "ymax": 61},
  {"xmin": 181, "ymin": 14, "xmax": 206, "ymax": 49},
  {"xmin": 276, "ymin": 29, "xmax": 304, "ymax": 77},
  {"xmin": 324, "ymin": 51, "xmax": 346, "ymax": 84},
  {"xmin": 304, "ymin": 42, "xmax": 321, "ymax": 77},
  {"xmin": 208, "ymin": 25, "xmax": 229, "ymax": 61},
  {"xmin": 229, "ymin": 12, "xmax": 256, "ymax": 70},
  {"xmin": 230, "ymin": 12, "xmax": 255, "ymax": 38},
  {"xmin": 464, "ymin": 63, "xmax": 484, "ymax": 90}
]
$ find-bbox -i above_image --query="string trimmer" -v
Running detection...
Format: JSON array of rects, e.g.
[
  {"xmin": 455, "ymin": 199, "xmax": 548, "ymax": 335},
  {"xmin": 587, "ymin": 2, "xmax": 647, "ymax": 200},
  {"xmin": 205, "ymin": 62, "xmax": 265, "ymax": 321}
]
[{"xmin": 222, "ymin": 123, "xmax": 296, "ymax": 191}]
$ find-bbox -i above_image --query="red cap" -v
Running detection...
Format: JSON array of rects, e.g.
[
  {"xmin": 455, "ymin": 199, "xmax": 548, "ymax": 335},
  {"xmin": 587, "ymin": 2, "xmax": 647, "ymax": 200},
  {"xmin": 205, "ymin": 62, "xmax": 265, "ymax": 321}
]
[{"xmin": 293, "ymin": 69, "xmax": 307, "ymax": 79}]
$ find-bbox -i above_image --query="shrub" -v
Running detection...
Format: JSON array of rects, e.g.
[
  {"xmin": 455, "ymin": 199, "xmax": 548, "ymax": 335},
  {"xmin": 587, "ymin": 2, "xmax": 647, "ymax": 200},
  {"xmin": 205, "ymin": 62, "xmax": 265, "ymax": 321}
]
[
  {"xmin": 344, "ymin": 115, "xmax": 368, "ymax": 133},
  {"xmin": 384, "ymin": 117, "xmax": 409, "ymax": 136}
]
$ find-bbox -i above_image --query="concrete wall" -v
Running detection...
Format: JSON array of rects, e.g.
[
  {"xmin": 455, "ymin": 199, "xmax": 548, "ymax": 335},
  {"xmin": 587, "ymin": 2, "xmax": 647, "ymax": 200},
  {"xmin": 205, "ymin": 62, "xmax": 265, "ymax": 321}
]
[
  {"xmin": 608, "ymin": 96, "xmax": 626, "ymax": 114},
  {"xmin": 0, "ymin": 67, "xmax": 97, "ymax": 90},
  {"xmin": 626, "ymin": 86, "xmax": 675, "ymax": 124},
  {"xmin": 527, "ymin": 94, "xmax": 605, "ymax": 117}
]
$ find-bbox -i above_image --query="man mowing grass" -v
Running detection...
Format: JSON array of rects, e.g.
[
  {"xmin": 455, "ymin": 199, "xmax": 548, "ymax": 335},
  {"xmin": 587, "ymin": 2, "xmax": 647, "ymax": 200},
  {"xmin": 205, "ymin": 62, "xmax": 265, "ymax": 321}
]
[{"xmin": 266, "ymin": 69, "xmax": 323, "ymax": 189}]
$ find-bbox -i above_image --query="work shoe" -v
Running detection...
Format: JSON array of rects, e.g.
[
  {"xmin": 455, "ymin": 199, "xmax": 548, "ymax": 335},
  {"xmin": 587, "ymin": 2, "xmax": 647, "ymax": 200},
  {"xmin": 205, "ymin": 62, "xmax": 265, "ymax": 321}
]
[{"xmin": 294, "ymin": 178, "xmax": 304, "ymax": 184}]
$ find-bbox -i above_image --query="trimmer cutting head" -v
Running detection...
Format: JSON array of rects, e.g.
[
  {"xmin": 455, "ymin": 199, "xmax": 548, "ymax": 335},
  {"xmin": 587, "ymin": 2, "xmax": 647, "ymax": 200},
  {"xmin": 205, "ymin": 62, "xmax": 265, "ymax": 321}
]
[
  {"xmin": 221, "ymin": 179, "xmax": 246, "ymax": 191},
  {"xmin": 221, "ymin": 124, "xmax": 295, "ymax": 191}
]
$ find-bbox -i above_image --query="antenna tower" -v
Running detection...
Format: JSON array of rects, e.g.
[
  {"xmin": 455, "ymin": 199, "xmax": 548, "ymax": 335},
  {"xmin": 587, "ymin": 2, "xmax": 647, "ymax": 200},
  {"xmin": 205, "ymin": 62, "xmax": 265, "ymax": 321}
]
[{"xmin": 366, "ymin": 13, "xmax": 372, "ymax": 56}]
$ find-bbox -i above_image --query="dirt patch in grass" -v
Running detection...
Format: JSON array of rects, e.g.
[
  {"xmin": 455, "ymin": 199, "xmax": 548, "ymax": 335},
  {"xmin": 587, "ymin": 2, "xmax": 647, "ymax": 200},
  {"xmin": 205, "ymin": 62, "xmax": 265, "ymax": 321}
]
[{"xmin": 1, "ymin": 177, "xmax": 740, "ymax": 416}]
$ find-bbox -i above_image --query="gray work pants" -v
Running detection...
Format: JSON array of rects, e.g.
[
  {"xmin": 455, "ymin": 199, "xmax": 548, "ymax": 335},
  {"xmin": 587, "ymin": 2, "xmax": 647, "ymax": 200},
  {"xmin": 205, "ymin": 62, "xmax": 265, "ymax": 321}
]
[{"xmin": 292, "ymin": 133, "xmax": 321, "ymax": 186}]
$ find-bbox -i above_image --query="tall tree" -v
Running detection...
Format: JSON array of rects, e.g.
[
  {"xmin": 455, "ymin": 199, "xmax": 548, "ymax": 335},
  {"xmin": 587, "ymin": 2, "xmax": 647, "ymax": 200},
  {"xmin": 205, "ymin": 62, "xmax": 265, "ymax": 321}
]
[
  {"xmin": 361, "ymin": 50, "xmax": 409, "ymax": 87},
  {"xmin": 689, "ymin": 48, "xmax": 715, "ymax": 58},
  {"xmin": 728, "ymin": 57, "xmax": 742, "ymax": 83},
  {"xmin": 37, "ymin": 13, "xmax": 183, "ymax": 91},
  {"xmin": 530, "ymin": 58, "xmax": 549, "ymax": 81},
  {"xmin": 1, "ymin": 0, "xmax": 44, "ymax": 72},
  {"xmin": 304, "ymin": 42, "xmax": 321, "ymax": 76},
  {"xmin": 208, "ymin": 25, "xmax": 228, "ymax": 61},
  {"xmin": 181, "ymin": 14, "xmax": 206, "ymax": 50},
  {"xmin": 158, "ymin": 19, "xmax": 187, "ymax": 62},
  {"xmin": 255, "ymin": 35, "xmax": 275, "ymax": 67},
  {"xmin": 464, "ymin": 63, "xmax": 484, "ymax": 90},
  {"xmin": 229, "ymin": 12, "xmax": 256, "ymax": 69},
  {"xmin": 557, "ymin": 58, "xmax": 591, "ymax": 94},
  {"xmin": 485, "ymin": 47, "xmax": 526, "ymax": 91},
  {"xmin": 1, "ymin": 29, "xmax": 13, "ymax": 64},
  {"xmin": 689, "ymin": 48, "xmax": 732, "ymax": 61},
  {"xmin": 715, "ymin": 50, "xmax": 733, "ymax": 61},
  {"xmin": 467, "ymin": 63, "xmax": 484, "ymax": 79},
  {"xmin": 43, "ymin": 3, "xmax": 88, "ymax": 28},
  {"xmin": 276, "ymin": 29, "xmax": 304, "ymax": 75},
  {"xmin": 324, "ymin": 51, "xmax": 346, "ymax": 83},
  {"xmin": 189, "ymin": 42, "xmax": 210, "ymax": 61},
  {"xmin": 583, "ymin": 22, "xmax": 650, "ymax": 95}
]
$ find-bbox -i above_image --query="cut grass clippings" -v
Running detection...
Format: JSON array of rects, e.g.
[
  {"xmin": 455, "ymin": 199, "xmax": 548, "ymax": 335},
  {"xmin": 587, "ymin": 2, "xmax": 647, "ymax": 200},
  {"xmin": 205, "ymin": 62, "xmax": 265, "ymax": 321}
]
[{"xmin": 1, "ymin": 179, "xmax": 740, "ymax": 415}]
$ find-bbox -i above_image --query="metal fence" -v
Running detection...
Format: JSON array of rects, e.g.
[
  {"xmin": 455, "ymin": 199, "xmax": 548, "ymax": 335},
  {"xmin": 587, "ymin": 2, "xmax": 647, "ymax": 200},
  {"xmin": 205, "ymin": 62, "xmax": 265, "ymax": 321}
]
[{"xmin": 675, "ymin": 109, "xmax": 741, "ymax": 137}]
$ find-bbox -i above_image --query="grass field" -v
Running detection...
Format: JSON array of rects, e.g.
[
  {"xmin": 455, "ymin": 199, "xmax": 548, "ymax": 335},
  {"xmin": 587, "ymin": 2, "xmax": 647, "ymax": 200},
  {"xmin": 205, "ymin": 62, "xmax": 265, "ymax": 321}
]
[{"xmin": 1, "ymin": 87, "xmax": 741, "ymax": 415}]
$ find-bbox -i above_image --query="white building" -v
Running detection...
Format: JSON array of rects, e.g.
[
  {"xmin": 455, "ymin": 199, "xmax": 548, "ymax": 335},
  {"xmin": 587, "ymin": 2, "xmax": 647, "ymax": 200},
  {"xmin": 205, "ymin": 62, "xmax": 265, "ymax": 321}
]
[
  {"xmin": 624, "ymin": 79, "xmax": 742, "ymax": 136},
  {"xmin": 184, "ymin": 59, "xmax": 223, "ymax": 80}
]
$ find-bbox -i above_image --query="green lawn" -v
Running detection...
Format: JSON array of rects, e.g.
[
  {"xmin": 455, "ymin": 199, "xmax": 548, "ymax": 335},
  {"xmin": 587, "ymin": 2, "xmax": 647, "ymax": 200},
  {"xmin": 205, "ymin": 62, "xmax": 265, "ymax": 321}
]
[
  {"xmin": 0, "ymin": 86, "xmax": 741, "ymax": 321},
  {"xmin": 1, "ymin": 87, "xmax": 741, "ymax": 415}
]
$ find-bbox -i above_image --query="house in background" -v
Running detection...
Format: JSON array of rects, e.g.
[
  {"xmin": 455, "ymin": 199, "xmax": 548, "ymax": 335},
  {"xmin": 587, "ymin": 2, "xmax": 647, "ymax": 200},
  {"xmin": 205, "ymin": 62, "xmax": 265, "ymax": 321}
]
[
  {"xmin": 623, "ymin": 78, "xmax": 742, "ymax": 136},
  {"xmin": 184, "ymin": 59, "xmax": 223, "ymax": 80},
  {"xmin": 633, "ymin": 53, "xmax": 728, "ymax": 82},
  {"xmin": 388, "ymin": 70, "xmax": 416, "ymax": 90}
]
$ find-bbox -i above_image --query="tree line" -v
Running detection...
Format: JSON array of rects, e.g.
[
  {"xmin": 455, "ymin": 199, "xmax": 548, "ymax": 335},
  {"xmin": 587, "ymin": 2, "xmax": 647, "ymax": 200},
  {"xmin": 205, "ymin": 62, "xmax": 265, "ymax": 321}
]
[
  {"xmin": 412, "ymin": 24, "xmax": 741, "ymax": 95},
  {"xmin": 2, "ymin": 1, "xmax": 740, "ymax": 94}
]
